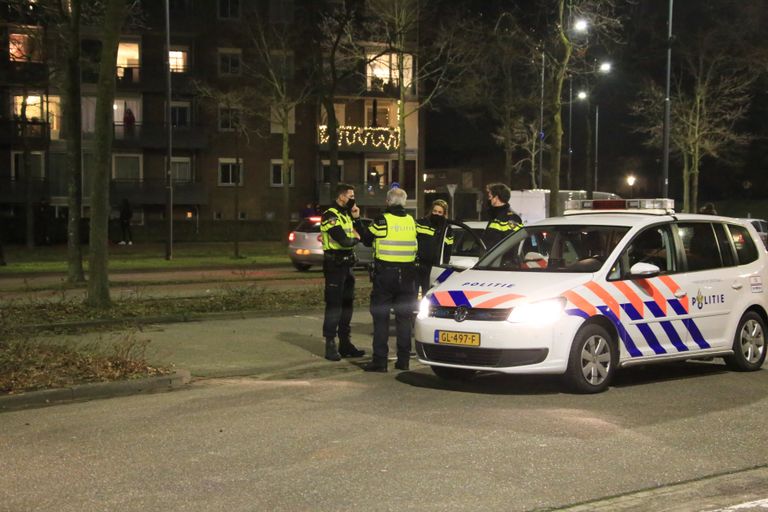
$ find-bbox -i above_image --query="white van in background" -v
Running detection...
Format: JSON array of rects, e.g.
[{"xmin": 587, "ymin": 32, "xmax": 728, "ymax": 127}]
[{"xmin": 509, "ymin": 189, "xmax": 622, "ymax": 224}]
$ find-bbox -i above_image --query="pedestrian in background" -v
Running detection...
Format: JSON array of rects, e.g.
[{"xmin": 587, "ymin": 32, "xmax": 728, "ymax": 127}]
[
  {"xmin": 415, "ymin": 199, "xmax": 453, "ymax": 298},
  {"xmin": 359, "ymin": 187, "xmax": 418, "ymax": 372},
  {"xmin": 320, "ymin": 184, "xmax": 366, "ymax": 361},
  {"xmin": 119, "ymin": 199, "xmax": 133, "ymax": 245},
  {"xmin": 698, "ymin": 202, "xmax": 717, "ymax": 215},
  {"xmin": 482, "ymin": 183, "xmax": 523, "ymax": 250}
]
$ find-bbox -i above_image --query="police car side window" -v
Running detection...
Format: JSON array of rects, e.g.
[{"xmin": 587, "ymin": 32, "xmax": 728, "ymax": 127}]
[
  {"xmin": 713, "ymin": 223, "xmax": 736, "ymax": 267},
  {"xmin": 610, "ymin": 225, "xmax": 675, "ymax": 280},
  {"xmin": 677, "ymin": 222, "xmax": 723, "ymax": 272},
  {"xmin": 727, "ymin": 224, "xmax": 759, "ymax": 265}
]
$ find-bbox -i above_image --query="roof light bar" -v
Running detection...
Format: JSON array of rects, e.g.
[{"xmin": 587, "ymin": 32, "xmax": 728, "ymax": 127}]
[{"xmin": 564, "ymin": 198, "xmax": 675, "ymax": 215}]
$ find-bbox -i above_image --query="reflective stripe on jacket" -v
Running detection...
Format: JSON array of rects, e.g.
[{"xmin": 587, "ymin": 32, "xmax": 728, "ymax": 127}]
[{"xmin": 321, "ymin": 207, "xmax": 354, "ymax": 251}]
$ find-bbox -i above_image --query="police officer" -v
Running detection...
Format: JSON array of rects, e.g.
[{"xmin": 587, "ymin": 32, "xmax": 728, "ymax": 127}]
[
  {"xmin": 482, "ymin": 183, "xmax": 523, "ymax": 249},
  {"xmin": 360, "ymin": 187, "xmax": 418, "ymax": 372},
  {"xmin": 415, "ymin": 199, "xmax": 453, "ymax": 298},
  {"xmin": 320, "ymin": 183, "xmax": 366, "ymax": 361}
]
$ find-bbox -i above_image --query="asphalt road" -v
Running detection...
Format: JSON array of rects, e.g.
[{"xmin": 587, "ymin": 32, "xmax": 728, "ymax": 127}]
[{"xmin": 3, "ymin": 352, "xmax": 768, "ymax": 511}]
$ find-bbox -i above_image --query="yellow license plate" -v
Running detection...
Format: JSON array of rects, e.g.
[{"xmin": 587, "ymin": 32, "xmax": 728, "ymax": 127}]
[{"xmin": 435, "ymin": 330, "xmax": 480, "ymax": 346}]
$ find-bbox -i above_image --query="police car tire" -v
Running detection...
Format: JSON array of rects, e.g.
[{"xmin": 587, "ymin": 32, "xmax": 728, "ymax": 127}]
[
  {"xmin": 430, "ymin": 365, "xmax": 477, "ymax": 381},
  {"xmin": 725, "ymin": 311, "xmax": 767, "ymax": 372},
  {"xmin": 564, "ymin": 324, "xmax": 617, "ymax": 394},
  {"xmin": 292, "ymin": 262, "xmax": 311, "ymax": 272}
]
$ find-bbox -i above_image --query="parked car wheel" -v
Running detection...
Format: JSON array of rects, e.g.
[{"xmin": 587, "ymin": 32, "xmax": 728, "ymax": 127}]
[
  {"xmin": 725, "ymin": 311, "xmax": 767, "ymax": 371},
  {"xmin": 564, "ymin": 324, "xmax": 617, "ymax": 394}
]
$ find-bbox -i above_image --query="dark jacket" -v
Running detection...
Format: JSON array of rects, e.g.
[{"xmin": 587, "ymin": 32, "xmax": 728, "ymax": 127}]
[
  {"xmin": 481, "ymin": 204, "xmax": 523, "ymax": 249},
  {"xmin": 416, "ymin": 215, "xmax": 453, "ymax": 265}
]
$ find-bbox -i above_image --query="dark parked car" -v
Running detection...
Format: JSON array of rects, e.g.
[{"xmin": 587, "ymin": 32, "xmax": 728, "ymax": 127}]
[{"xmin": 288, "ymin": 216, "xmax": 373, "ymax": 271}]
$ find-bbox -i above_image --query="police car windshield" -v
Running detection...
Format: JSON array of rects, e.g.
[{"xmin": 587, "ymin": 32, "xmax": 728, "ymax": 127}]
[{"xmin": 474, "ymin": 225, "xmax": 629, "ymax": 273}]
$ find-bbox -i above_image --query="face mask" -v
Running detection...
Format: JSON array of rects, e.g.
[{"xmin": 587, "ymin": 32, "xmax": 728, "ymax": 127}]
[
  {"xmin": 346, "ymin": 198, "xmax": 356, "ymax": 210},
  {"xmin": 430, "ymin": 214, "xmax": 445, "ymax": 224}
]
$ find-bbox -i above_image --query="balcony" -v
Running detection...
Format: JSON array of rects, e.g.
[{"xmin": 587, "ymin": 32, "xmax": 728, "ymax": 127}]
[
  {"xmin": 316, "ymin": 181, "xmax": 388, "ymax": 207},
  {"xmin": 111, "ymin": 123, "xmax": 209, "ymax": 150},
  {"xmin": 0, "ymin": 120, "xmax": 50, "ymax": 148},
  {"xmin": 0, "ymin": 178, "xmax": 50, "ymax": 203},
  {"xmin": 318, "ymin": 125, "xmax": 399, "ymax": 154},
  {"xmin": 116, "ymin": 66, "xmax": 141, "ymax": 86},
  {"xmin": 110, "ymin": 179, "xmax": 207, "ymax": 206}
]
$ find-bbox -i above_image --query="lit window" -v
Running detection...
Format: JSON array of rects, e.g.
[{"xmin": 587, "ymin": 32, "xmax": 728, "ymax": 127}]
[
  {"xmin": 169, "ymin": 48, "xmax": 189, "ymax": 73},
  {"xmin": 116, "ymin": 41, "xmax": 140, "ymax": 82},
  {"xmin": 366, "ymin": 52, "xmax": 413, "ymax": 91},
  {"xmin": 270, "ymin": 159, "xmax": 294, "ymax": 187},
  {"xmin": 9, "ymin": 32, "xmax": 42, "ymax": 62}
]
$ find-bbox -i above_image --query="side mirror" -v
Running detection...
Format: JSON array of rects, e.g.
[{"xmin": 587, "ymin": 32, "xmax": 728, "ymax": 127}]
[{"xmin": 628, "ymin": 262, "xmax": 660, "ymax": 278}]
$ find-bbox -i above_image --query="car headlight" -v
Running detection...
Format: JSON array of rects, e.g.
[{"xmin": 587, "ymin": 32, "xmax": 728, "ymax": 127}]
[
  {"xmin": 417, "ymin": 297, "xmax": 431, "ymax": 320},
  {"xmin": 507, "ymin": 297, "xmax": 566, "ymax": 325}
]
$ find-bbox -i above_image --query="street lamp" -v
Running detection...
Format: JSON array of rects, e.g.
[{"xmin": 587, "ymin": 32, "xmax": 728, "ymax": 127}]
[{"xmin": 626, "ymin": 175, "xmax": 636, "ymax": 198}]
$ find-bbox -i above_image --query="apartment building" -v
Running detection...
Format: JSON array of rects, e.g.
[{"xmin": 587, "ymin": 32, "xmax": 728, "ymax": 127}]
[{"xmin": 0, "ymin": 0, "xmax": 422, "ymax": 242}]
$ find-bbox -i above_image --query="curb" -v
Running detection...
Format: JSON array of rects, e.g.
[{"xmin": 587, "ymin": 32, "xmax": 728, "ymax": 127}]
[{"xmin": 0, "ymin": 369, "xmax": 192, "ymax": 413}]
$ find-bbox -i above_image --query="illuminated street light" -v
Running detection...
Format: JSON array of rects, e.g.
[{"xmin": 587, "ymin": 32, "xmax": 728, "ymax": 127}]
[
  {"xmin": 627, "ymin": 175, "xmax": 637, "ymax": 198},
  {"xmin": 577, "ymin": 90, "xmax": 588, "ymax": 100},
  {"xmin": 574, "ymin": 19, "xmax": 588, "ymax": 32},
  {"xmin": 599, "ymin": 62, "xmax": 612, "ymax": 73}
]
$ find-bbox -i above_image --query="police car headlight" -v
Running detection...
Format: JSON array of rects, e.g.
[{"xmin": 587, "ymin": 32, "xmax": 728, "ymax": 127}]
[
  {"xmin": 507, "ymin": 297, "xmax": 566, "ymax": 325},
  {"xmin": 417, "ymin": 297, "xmax": 431, "ymax": 320}
]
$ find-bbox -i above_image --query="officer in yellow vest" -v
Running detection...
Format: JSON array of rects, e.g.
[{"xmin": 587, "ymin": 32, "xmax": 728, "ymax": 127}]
[
  {"xmin": 359, "ymin": 186, "xmax": 418, "ymax": 372},
  {"xmin": 320, "ymin": 183, "xmax": 366, "ymax": 361}
]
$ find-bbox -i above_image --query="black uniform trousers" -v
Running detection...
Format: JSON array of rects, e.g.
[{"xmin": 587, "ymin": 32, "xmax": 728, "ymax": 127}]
[
  {"xmin": 322, "ymin": 258, "xmax": 355, "ymax": 341},
  {"xmin": 415, "ymin": 263, "xmax": 432, "ymax": 298},
  {"xmin": 370, "ymin": 264, "xmax": 417, "ymax": 362}
]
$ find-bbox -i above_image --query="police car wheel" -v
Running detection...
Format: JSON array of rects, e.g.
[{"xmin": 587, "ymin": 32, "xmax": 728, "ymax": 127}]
[
  {"xmin": 430, "ymin": 365, "xmax": 477, "ymax": 381},
  {"xmin": 292, "ymin": 262, "xmax": 311, "ymax": 272},
  {"xmin": 564, "ymin": 324, "xmax": 617, "ymax": 394},
  {"xmin": 725, "ymin": 311, "xmax": 767, "ymax": 372}
]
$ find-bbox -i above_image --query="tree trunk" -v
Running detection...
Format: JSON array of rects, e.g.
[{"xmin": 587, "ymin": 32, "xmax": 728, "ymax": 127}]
[
  {"xmin": 322, "ymin": 98, "xmax": 340, "ymax": 192},
  {"xmin": 548, "ymin": 0, "xmax": 572, "ymax": 217},
  {"xmin": 282, "ymin": 112, "xmax": 292, "ymax": 241},
  {"xmin": 64, "ymin": 0, "xmax": 85, "ymax": 283},
  {"xmin": 234, "ymin": 129, "xmax": 240, "ymax": 258},
  {"xmin": 397, "ymin": 54, "xmax": 407, "ymax": 196},
  {"xmin": 86, "ymin": 0, "xmax": 127, "ymax": 308},
  {"xmin": 682, "ymin": 153, "xmax": 690, "ymax": 213},
  {"xmin": 530, "ymin": 130, "xmax": 537, "ymax": 189}
]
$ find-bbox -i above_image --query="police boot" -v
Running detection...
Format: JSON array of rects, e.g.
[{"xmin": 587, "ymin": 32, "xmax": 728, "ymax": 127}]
[
  {"xmin": 394, "ymin": 357, "xmax": 410, "ymax": 371},
  {"xmin": 325, "ymin": 338, "xmax": 341, "ymax": 361},
  {"xmin": 338, "ymin": 338, "xmax": 365, "ymax": 358},
  {"xmin": 362, "ymin": 357, "xmax": 388, "ymax": 373}
]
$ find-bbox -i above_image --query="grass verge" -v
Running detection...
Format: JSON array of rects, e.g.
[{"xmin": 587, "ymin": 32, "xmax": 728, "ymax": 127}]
[{"xmin": 0, "ymin": 331, "xmax": 173, "ymax": 395}]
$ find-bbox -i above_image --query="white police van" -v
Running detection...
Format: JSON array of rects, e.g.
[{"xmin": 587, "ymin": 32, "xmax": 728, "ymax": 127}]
[{"xmin": 415, "ymin": 199, "xmax": 768, "ymax": 393}]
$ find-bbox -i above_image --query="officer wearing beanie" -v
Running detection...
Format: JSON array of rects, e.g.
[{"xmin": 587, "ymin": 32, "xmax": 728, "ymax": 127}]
[
  {"xmin": 359, "ymin": 186, "xmax": 418, "ymax": 372},
  {"xmin": 320, "ymin": 183, "xmax": 366, "ymax": 361},
  {"xmin": 482, "ymin": 183, "xmax": 523, "ymax": 250}
]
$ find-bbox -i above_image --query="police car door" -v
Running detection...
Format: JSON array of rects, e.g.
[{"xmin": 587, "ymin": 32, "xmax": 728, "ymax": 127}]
[
  {"xmin": 428, "ymin": 220, "xmax": 487, "ymax": 287},
  {"xmin": 675, "ymin": 221, "xmax": 742, "ymax": 350},
  {"xmin": 609, "ymin": 224, "xmax": 691, "ymax": 358}
]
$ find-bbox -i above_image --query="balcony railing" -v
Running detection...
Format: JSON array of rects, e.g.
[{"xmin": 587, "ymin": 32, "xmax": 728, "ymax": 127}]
[
  {"xmin": 109, "ymin": 178, "xmax": 207, "ymax": 205},
  {"xmin": 318, "ymin": 125, "xmax": 399, "ymax": 153},
  {"xmin": 110, "ymin": 123, "xmax": 209, "ymax": 149},
  {"xmin": 0, "ymin": 119, "xmax": 50, "ymax": 145},
  {"xmin": 116, "ymin": 66, "xmax": 141, "ymax": 85},
  {"xmin": 0, "ymin": 177, "xmax": 49, "ymax": 203}
]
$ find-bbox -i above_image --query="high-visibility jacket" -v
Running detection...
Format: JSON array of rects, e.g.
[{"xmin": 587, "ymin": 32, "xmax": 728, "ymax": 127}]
[
  {"xmin": 370, "ymin": 212, "xmax": 417, "ymax": 263},
  {"xmin": 321, "ymin": 206, "xmax": 355, "ymax": 251},
  {"xmin": 482, "ymin": 205, "xmax": 523, "ymax": 249}
]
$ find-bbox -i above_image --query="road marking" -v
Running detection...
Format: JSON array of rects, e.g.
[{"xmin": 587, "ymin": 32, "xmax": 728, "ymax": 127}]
[{"xmin": 708, "ymin": 498, "xmax": 768, "ymax": 511}]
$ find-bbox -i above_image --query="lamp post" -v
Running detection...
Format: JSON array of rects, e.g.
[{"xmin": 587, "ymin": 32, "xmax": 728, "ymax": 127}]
[
  {"xmin": 627, "ymin": 175, "xmax": 636, "ymax": 198},
  {"xmin": 567, "ymin": 18, "xmax": 589, "ymax": 190},
  {"xmin": 662, "ymin": 0, "xmax": 674, "ymax": 199},
  {"xmin": 164, "ymin": 0, "xmax": 173, "ymax": 260}
]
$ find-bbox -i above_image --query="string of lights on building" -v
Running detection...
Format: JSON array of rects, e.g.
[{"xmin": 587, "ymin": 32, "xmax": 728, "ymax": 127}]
[{"xmin": 318, "ymin": 125, "xmax": 400, "ymax": 150}]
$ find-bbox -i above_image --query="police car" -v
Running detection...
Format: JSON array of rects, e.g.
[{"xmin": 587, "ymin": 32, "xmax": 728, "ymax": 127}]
[{"xmin": 415, "ymin": 199, "xmax": 768, "ymax": 393}]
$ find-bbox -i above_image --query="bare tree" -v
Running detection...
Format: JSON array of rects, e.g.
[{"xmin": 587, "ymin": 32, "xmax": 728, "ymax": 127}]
[
  {"xmin": 243, "ymin": 7, "xmax": 313, "ymax": 238},
  {"xmin": 86, "ymin": 0, "xmax": 131, "ymax": 308},
  {"xmin": 195, "ymin": 84, "xmax": 256, "ymax": 258}
]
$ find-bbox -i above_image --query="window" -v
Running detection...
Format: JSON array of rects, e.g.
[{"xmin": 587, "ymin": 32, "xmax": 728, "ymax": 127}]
[
  {"xmin": 218, "ymin": 0, "xmax": 240, "ymax": 19},
  {"xmin": 213, "ymin": 211, "xmax": 223, "ymax": 220},
  {"xmin": 218, "ymin": 158, "xmax": 242, "ymax": 186},
  {"xmin": 9, "ymin": 31, "xmax": 42, "ymax": 62},
  {"xmin": 677, "ymin": 223, "xmax": 723, "ymax": 272},
  {"xmin": 270, "ymin": 105, "xmax": 295, "ymax": 134},
  {"xmin": 728, "ymin": 224, "xmax": 759, "ymax": 265},
  {"xmin": 713, "ymin": 223, "xmax": 737, "ymax": 267},
  {"xmin": 11, "ymin": 151, "xmax": 45, "ymax": 180},
  {"xmin": 320, "ymin": 103, "xmax": 345, "ymax": 126},
  {"xmin": 366, "ymin": 102, "xmax": 392, "ymax": 128},
  {"xmin": 610, "ymin": 225, "xmax": 676, "ymax": 279},
  {"xmin": 218, "ymin": 106, "xmax": 241, "ymax": 131},
  {"xmin": 270, "ymin": 159, "xmax": 294, "ymax": 187},
  {"xmin": 366, "ymin": 160, "xmax": 389, "ymax": 190},
  {"xmin": 114, "ymin": 97, "xmax": 141, "ymax": 138},
  {"xmin": 12, "ymin": 94, "xmax": 61, "ymax": 139},
  {"xmin": 218, "ymin": 48, "xmax": 241, "ymax": 76},
  {"xmin": 366, "ymin": 52, "xmax": 413, "ymax": 91},
  {"xmin": 112, "ymin": 154, "xmax": 142, "ymax": 181},
  {"xmin": 169, "ymin": 0, "xmax": 190, "ymax": 10},
  {"xmin": 171, "ymin": 157, "xmax": 192, "ymax": 183},
  {"xmin": 169, "ymin": 47, "xmax": 189, "ymax": 73},
  {"xmin": 171, "ymin": 101, "xmax": 191, "ymax": 128},
  {"xmin": 321, "ymin": 160, "xmax": 344, "ymax": 184},
  {"xmin": 239, "ymin": 211, "xmax": 247, "ymax": 220},
  {"xmin": 116, "ymin": 41, "xmax": 141, "ymax": 82},
  {"xmin": 81, "ymin": 96, "xmax": 96, "ymax": 133}
]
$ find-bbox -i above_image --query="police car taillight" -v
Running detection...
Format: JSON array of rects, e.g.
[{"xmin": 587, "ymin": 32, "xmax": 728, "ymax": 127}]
[
  {"xmin": 309, "ymin": 216, "xmax": 322, "ymax": 222},
  {"xmin": 288, "ymin": 232, "xmax": 296, "ymax": 242},
  {"xmin": 564, "ymin": 198, "xmax": 675, "ymax": 215}
]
